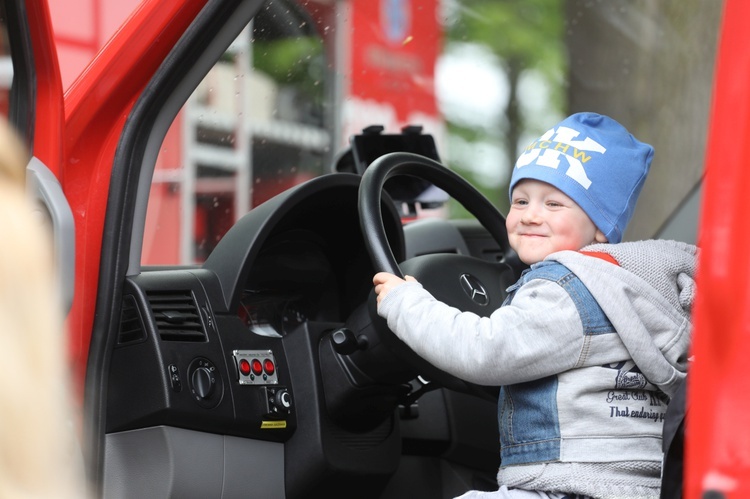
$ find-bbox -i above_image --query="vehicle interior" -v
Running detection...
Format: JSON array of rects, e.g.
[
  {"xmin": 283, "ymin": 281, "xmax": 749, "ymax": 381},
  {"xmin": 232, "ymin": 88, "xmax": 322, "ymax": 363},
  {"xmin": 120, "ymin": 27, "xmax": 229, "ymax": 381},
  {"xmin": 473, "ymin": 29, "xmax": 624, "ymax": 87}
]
[
  {"xmin": 91, "ymin": 0, "xmax": 718, "ymax": 497},
  {"xmin": 92, "ymin": 2, "xmax": 507, "ymax": 497},
  {"xmin": 1, "ymin": 0, "xmax": 721, "ymax": 497}
]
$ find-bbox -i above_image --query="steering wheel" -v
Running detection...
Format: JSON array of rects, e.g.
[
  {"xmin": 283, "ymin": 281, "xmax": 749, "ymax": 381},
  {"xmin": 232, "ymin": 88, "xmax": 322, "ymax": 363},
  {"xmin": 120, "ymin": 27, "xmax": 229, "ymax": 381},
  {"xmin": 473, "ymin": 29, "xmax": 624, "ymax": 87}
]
[{"xmin": 358, "ymin": 151, "xmax": 521, "ymax": 390}]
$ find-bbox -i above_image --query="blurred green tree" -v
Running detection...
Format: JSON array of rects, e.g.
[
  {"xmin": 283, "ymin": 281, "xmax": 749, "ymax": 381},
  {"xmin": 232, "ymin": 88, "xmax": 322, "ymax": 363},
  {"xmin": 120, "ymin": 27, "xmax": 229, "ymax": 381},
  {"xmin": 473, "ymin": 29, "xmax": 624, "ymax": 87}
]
[{"xmin": 441, "ymin": 0, "xmax": 566, "ymax": 216}]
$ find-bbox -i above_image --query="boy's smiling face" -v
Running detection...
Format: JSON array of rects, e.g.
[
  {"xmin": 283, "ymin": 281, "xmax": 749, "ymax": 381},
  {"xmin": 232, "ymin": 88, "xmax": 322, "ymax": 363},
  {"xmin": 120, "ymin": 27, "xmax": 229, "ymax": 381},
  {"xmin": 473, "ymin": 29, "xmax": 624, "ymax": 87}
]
[{"xmin": 506, "ymin": 179, "xmax": 607, "ymax": 265}]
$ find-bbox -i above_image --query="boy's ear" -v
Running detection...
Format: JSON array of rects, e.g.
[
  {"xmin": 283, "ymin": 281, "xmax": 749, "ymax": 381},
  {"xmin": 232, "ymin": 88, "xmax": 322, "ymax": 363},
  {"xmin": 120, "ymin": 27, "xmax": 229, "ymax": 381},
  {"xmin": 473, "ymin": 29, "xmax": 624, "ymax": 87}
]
[{"xmin": 594, "ymin": 230, "xmax": 608, "ymax": 243}]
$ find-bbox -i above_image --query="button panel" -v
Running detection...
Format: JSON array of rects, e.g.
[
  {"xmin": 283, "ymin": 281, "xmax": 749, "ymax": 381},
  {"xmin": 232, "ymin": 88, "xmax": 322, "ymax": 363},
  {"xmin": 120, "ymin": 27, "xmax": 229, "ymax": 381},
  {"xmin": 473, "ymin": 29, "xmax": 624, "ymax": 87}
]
[{"xmin": 233, "ymin": 349, "xmax": 279, "ymax": 385}]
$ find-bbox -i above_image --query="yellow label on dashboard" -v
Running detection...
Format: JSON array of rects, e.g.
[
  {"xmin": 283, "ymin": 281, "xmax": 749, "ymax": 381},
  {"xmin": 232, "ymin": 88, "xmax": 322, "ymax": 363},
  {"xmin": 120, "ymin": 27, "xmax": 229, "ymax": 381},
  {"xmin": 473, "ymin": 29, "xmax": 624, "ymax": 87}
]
[{"xmin": 261, "ymin": 420, "xmax": 287, "ymax": 429}]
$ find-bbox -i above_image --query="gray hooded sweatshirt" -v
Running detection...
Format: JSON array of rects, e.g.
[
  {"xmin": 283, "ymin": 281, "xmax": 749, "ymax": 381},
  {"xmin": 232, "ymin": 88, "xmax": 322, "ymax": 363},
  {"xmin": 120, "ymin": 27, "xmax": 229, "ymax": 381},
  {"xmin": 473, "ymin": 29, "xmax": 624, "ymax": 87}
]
[{"xmin": 377, "ymin": 239, "xmax": 697, "ymax": 499}]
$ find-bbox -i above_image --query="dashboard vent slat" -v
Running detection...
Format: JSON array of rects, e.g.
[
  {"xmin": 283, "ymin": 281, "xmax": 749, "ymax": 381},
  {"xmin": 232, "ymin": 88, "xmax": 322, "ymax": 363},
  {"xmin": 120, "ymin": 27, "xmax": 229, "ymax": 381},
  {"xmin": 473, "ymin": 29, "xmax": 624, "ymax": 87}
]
[
  {"xmin": 146, "ymin": 290, "xmax": 207, "ymax": 342},
  {"xmin": 118, "ymin": 295, "xmax": 146, "ymax": 344}
]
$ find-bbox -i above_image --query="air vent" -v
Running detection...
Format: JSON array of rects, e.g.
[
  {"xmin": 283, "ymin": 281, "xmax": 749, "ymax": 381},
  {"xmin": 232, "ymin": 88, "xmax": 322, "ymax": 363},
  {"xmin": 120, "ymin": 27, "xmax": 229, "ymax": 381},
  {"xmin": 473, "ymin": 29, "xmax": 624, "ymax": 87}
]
[
  {"xmin": 118, "ymin": 295, "xmax": 146, "ymax": 344},
  {"xmin": 146, "ymin": 290, "xmax": 206, "ymax": 342}
]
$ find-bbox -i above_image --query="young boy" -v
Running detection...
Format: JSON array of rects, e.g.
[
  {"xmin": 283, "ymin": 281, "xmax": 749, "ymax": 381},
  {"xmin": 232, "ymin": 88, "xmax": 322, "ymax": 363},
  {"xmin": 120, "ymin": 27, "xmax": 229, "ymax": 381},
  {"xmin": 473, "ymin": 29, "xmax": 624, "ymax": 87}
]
[{"xmin": 373, "ymin": 112, "xmax": 696, "ymax": 499}]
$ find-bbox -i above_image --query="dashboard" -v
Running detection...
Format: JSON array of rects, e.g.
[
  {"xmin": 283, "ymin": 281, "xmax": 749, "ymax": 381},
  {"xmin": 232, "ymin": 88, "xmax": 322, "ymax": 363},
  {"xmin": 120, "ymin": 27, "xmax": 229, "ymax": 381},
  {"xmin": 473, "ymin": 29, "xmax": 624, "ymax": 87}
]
[
  {"xmin": 238, "ymin": 231, "xmax": 338, "ymax": 337},
  {"xmin": 106, "ymin": 173, "xmax": 404, "ymax": 440},
  {"xmin": 104, "ymin": 172, "xmax": 504, "ymax": 497}
]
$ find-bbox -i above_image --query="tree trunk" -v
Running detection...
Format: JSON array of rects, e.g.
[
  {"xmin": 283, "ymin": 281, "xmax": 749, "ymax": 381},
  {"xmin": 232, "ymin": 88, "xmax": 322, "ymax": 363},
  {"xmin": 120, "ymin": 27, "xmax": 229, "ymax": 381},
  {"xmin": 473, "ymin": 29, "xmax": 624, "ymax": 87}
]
[{"xmin": 565, "ymin": 0, "xmax": 722, "ymax": 240}]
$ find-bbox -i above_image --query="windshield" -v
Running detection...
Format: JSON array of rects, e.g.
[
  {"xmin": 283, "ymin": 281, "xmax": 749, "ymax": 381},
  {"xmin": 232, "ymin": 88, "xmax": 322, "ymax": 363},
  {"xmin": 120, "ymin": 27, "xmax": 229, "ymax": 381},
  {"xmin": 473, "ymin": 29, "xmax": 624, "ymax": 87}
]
[{"xmin": 142, "ymin": 0, "xmax": 721, "ymax": 265}]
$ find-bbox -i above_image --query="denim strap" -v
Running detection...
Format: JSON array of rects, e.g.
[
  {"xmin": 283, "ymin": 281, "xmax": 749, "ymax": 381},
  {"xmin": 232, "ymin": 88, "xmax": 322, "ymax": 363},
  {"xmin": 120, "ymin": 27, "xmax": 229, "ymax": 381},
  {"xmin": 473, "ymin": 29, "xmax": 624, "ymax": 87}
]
[{"xmin": 499, "ymin": 261, "xmax": 615, "ymax": 466}]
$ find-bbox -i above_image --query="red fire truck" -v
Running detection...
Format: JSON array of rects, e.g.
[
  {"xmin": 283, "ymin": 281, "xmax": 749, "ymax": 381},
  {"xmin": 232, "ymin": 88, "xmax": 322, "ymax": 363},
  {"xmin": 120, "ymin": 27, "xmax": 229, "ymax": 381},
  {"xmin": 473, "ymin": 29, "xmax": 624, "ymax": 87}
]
[{"xmin": 1, "ymin": 0, "xmax": 747, "ymax": 497}]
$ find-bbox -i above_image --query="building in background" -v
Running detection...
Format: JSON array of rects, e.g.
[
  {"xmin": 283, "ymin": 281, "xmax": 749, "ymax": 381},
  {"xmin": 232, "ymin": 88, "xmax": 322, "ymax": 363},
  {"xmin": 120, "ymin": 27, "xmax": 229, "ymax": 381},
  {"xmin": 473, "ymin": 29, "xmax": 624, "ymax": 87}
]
[{"xmin": 50, "ymin": 0, "xmax": 444, "ymax": 264}]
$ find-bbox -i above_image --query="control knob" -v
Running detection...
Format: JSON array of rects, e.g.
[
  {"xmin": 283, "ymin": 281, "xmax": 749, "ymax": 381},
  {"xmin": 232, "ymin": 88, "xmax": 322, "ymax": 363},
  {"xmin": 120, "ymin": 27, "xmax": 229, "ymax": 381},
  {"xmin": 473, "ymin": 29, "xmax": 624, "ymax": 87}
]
[
  {"xmin": 275, "ymin": 388, "xmax": 292, "ymax": 410},
  {"xmin": 191, "ymin": 367, "xmax": 215, "ymax": 399}
]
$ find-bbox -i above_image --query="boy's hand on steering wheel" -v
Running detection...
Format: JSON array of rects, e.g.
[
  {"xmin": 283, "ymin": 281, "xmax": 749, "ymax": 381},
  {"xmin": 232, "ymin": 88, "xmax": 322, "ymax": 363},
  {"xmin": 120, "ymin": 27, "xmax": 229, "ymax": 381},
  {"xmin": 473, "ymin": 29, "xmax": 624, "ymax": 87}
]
[{"xmin": 373, "ymin": 272, "xmax": 417, "ymax": 305}]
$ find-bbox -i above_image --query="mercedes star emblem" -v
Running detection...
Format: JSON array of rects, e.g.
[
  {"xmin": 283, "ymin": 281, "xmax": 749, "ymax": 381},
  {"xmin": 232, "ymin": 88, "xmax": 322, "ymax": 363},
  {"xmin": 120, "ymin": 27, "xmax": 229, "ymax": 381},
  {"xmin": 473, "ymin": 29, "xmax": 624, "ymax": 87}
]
[{"xmin": 459, "ymin": 273, "xmax": 489, "ymax": 306}]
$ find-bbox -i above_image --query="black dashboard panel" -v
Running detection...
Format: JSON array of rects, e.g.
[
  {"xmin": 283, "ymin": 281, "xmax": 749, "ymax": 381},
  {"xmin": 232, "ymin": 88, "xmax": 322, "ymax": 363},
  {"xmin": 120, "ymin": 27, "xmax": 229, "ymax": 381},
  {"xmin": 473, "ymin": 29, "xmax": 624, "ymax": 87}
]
[
  {"xmin": 105, "ymin": 171, "xmax": 510, "ymax": 497},
  {"xmin": 106, "ymin": 173, "xmax": 405, "ymax": 441}
]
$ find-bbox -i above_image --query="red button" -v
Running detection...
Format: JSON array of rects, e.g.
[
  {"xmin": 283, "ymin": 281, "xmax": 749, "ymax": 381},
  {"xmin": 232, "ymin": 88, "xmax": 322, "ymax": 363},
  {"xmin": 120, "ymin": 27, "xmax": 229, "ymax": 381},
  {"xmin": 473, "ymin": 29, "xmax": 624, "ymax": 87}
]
[
  {"xmin": 251, "ymin": 359, "xmax": 263, "ymax": 376},
  {"xmin": 263, "ymin": 359, "xmax": 275, "ymax": 375},
  {"xmin": 238, "ymin": 359, "xmax": 251, "ymax": 376}
]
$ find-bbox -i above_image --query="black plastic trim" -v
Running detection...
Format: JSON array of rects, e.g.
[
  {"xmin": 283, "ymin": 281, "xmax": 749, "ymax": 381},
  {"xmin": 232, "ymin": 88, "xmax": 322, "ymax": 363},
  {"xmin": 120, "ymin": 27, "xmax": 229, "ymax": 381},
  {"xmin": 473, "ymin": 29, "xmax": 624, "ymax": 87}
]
[{"xmin": 2, "ymin": 0, "xmax": 35, "ymax": 147}]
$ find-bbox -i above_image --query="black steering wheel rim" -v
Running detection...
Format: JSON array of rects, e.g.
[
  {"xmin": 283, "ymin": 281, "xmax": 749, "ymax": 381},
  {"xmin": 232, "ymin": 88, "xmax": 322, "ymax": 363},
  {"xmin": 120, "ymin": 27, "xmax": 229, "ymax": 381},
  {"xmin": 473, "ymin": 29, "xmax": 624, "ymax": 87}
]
[
  {"xmin": 359, "ymin": 151, "xmax": 515, "ymax": 275},
  {"xmin": 357, "ymin": 151, "xmax": 522, "ymax": 392}
]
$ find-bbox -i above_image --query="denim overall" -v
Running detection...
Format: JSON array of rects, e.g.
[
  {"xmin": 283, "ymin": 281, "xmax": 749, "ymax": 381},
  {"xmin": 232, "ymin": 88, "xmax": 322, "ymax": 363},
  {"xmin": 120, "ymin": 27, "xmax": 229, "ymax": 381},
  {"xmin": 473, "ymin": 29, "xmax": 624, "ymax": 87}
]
[{"xmin": 498, "ymin": 260, "xmax": 616, "ymax": 466}]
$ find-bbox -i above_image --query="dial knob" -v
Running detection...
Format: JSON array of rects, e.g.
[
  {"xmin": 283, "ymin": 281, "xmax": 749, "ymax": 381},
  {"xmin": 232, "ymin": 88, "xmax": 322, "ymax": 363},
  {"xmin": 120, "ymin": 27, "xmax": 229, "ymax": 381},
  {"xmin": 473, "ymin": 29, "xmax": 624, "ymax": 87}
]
[
  {"xmin": 191, "ymin": 367, "xmax": 214, "ymax": 399},
  {"xmin": 275, "ymin": 388, "xmax": 292, "ymax": 410}
]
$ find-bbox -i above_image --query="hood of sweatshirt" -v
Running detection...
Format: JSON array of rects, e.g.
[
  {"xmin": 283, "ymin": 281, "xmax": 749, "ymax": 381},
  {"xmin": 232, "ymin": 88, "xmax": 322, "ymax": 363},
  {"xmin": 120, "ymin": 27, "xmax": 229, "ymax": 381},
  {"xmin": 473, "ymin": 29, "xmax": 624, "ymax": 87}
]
[{"xmin": 548, "ymin": 239, "xmax": 697, "ymax": 398}]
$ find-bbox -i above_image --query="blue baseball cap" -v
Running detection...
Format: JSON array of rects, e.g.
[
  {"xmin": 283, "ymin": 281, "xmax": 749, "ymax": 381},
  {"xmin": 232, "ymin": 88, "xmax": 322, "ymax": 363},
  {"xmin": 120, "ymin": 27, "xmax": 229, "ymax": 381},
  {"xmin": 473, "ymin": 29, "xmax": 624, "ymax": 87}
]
[{"xmin": 509, "ymin": 112, "xmax": 653, "ymax": 244}]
